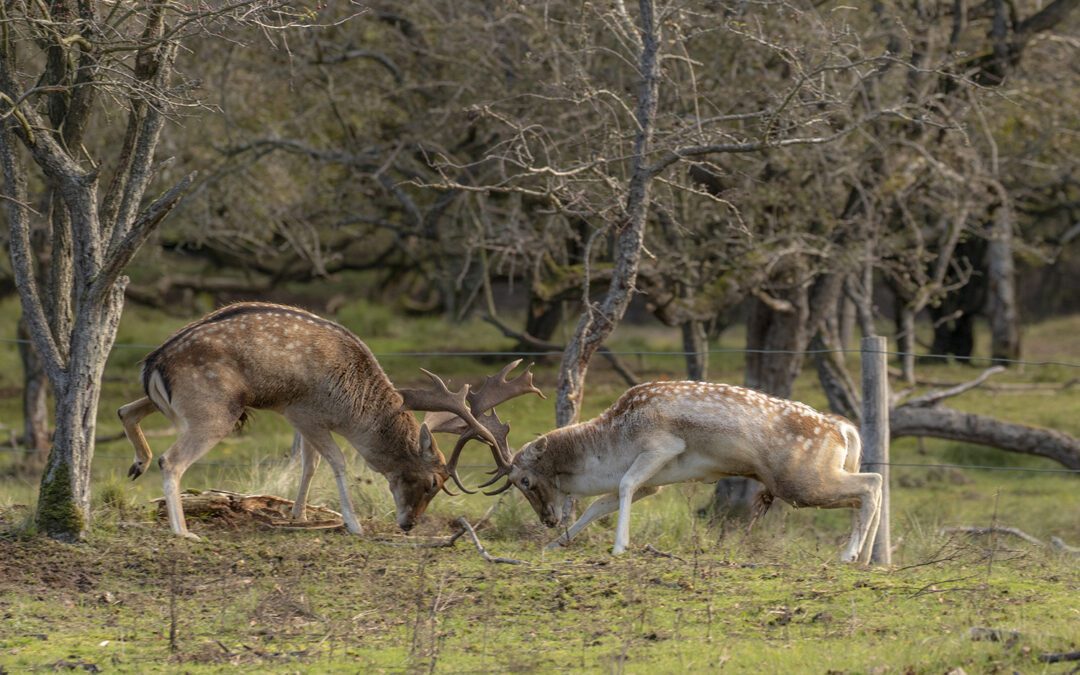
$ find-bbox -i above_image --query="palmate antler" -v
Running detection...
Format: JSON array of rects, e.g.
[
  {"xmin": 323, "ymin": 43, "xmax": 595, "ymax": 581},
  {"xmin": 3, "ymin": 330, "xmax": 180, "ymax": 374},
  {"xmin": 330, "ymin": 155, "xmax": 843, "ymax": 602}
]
[
  {"xmin": 464, "ymin": 360, "xmax": 544, "ymax": 494},
  {"xmin": 398, "ymin": 360, "xmax": 544, "ymax": 494},
  {"xmin": 398, "ymin": 369, "xmax": 498, "ymax": 494}
]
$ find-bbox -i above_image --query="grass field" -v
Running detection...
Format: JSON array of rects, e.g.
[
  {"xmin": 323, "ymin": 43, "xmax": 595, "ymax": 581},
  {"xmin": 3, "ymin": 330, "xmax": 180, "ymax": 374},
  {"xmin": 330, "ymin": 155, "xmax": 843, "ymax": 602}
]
[{"xmin": 1, "ymin": 297, "xmax": 1078, "ymax": 673}]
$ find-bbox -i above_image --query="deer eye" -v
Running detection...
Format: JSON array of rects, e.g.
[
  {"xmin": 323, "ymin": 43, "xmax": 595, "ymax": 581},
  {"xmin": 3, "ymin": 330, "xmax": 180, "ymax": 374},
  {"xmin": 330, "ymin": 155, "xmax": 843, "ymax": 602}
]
[{"xmin": 520, "ymin": 476, "xmax": 531, "ymax": 489}]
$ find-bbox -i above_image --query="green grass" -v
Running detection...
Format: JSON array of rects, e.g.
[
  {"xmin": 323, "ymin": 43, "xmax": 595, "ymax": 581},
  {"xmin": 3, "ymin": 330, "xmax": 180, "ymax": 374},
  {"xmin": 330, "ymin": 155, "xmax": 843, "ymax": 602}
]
[{"xmin": 1, "ymin": 298, "xmax": 1079, "ymax": 672}]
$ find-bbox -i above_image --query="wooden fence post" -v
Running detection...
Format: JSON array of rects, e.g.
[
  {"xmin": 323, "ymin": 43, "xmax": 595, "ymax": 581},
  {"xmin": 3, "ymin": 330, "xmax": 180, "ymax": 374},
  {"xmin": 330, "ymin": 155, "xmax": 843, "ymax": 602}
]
[{"xmin": 860, "ymin": 335, "xmax": 891, "ymax": 565}]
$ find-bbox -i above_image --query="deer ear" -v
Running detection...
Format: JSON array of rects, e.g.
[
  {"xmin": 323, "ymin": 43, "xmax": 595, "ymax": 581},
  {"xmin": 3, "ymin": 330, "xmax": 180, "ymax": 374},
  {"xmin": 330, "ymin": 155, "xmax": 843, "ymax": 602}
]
[
  {"xmin": 531, "ymin": 436, "xmax": 548, "ymax": 453},
  {"xmin": 419, "ymin": 423, "xmax": 436, "ymax": 457}
]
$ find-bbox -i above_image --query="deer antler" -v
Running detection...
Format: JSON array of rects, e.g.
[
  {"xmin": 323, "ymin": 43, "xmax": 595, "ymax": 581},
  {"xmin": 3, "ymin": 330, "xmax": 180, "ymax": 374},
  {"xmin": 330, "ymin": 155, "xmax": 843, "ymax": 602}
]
[
  {"xmin": 468, "ymin": 359, "xmax": 546, "ymax": 419},
  {"xmin": 398, "ymin": 369, "xmax": 501, "ymax": 493},
  {"xmin": 458, "ymin": 360, "xmax": 545, "ymax": 493}
]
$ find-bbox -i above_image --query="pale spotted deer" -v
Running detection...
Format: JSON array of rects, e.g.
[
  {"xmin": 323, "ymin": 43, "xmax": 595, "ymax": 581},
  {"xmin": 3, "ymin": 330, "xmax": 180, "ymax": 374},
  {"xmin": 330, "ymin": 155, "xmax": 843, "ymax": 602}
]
[
  {"xmin": 117, "ymin": 302, "xmax": 542, "ymax": 540},
  {"xmin": 477, "ymin": 381, "xmax": 882, "ymax": 563}
]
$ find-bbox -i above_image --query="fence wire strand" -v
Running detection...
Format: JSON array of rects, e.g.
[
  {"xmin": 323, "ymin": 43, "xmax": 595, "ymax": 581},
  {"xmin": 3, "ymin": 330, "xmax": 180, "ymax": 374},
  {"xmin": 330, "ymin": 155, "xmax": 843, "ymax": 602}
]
[
  {"xmin": 0, "ymin": 335, "xmax": 1078, "ymax": 369},
  {"xmin": 0, "ymin": 445, "xmax": 1076, "ymax": 474}
]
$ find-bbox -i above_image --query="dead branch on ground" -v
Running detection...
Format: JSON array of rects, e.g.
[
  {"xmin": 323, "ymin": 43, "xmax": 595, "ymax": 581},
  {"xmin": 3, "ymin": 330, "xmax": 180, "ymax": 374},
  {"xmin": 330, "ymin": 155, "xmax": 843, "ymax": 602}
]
[
  {"xmin": 940, "ymin": 526, "xmax": 1079, "ymax": 554},
  {"xmin": 454, "ymin": 516, "xmax": 526, "ymax": 564}
]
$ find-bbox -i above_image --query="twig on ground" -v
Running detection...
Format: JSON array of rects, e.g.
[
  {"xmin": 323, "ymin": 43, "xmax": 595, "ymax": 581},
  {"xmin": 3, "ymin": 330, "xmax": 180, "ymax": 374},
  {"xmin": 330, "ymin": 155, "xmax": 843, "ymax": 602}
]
[
  {"xmin": 1039, "ymin": 651, "xmax": 1080, "ymax": 664},
  {"xmin": 888, "ymin": 368, "xmax": 1079, "ymax": 392},
  {"xmin": 371, "ymin": 502, "xmax": 503, "ymax": 548},
  {"xmin": 454, "ymin": 516, "xmax": 526, "ymax": 565},
  {"xmin": 643, "ymin": 543, "xmax": 685, "ymax": 562},
  {"xmin": 471, "ymin": 501, "xmax": 500, "ymax": 531},
  {"xmin": 370, "ymin": 530, "xmax": 469, "ymax": 548}
]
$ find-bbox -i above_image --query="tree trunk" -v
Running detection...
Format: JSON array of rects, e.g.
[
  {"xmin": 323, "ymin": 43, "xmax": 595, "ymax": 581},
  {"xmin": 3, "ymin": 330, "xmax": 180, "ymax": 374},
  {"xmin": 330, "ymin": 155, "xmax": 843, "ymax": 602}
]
[
  {"xmin": 744, "ymin": 287, "xmax": 809, "ymax": 398},
  {"xmin": 523, "ymin": 294, "xmax": 563, "ymax": 350},
  {"xmin": 35, "ymin": 221, "xmax": 126, "ymax": 539},
  {"xmin": 681, "ymin": 319, "xmax": 708, "ymax": 381},
  {"xmin": 898, "ymin": 306, "xmax": 916, "ymax": 384},
  {"xmin": 812, "ymin": 333, "xmax": 861, "ymax": 422},
  {"xmin": 986, "ymin": 200, "xmax": 1020, "ymax": 363},
  {"xmin": 555, "ymin": 0, "xmax": 659, "ymax": 426},
  {"xmin": 17, "ymin": 317, "xmax": 50, "ymax": 462},
  {"xmin": 891, "ymin": 404, "xmax": 1080, "ymax": 470},
  {"xmin": 839, "ymin": 292, "xmax": 856, "ymax": 350}
]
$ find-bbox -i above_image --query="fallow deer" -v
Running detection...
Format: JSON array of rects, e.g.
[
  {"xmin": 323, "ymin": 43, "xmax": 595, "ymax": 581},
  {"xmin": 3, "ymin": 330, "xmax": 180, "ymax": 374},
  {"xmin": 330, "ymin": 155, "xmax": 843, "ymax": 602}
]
[
  {"xmin": 477, "ymin": 381, "xmax": 882, "ymax": 563},
  {"xmin": 117, "ymin": 302, "xmax": 542, "ymax": 540}
]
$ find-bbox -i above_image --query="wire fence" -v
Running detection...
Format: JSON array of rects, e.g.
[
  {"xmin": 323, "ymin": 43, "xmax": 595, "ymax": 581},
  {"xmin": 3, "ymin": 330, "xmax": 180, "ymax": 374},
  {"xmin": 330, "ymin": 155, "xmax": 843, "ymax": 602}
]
[
  {"xmin": 1, "ymin": 335, "xmax": 1080, "ymax": 368},
  {"xmin": 0, "ymin": 442, "xmax": 1077, "ymax": 475}
]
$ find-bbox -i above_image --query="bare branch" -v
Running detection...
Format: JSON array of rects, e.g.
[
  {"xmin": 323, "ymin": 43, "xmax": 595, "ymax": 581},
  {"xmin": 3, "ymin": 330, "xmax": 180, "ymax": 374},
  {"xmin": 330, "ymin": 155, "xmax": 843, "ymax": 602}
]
[
  {"xmin": 454, "ymin": 517, "xmax": 526, "ymax": 565},
  {"xmin": 91, "ymin": 171, "xmax": 197, "ymax": 304},
  {"xmin": 901, "ymin": 366, "xmax": 1005, "ymax": 407}
]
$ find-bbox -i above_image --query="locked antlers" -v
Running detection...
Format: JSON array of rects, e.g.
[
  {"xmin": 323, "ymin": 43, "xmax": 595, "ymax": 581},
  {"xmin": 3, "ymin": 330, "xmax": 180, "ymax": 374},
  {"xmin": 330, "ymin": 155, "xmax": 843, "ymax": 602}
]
[{"xmin": 398, "ymin": 360, "xmax": 545, "ymax": 493}]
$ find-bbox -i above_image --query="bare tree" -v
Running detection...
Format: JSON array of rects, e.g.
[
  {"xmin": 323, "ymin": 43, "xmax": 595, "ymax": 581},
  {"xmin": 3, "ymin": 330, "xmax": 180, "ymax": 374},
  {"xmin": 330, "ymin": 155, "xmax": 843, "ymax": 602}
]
[{"xmin": 0, "ymin": 0, "xmax": 310, "ymax": 540}]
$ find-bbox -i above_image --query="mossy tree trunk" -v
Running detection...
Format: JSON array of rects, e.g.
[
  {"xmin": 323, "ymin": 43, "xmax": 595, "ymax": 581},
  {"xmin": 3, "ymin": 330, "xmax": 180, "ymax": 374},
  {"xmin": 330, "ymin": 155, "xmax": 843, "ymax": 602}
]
[
  {"xmin": 0, "ymin": 1, "xmax": 196, "ymax": 540},
  {"xmin": 36, "ymin": 286, "xmax": 126, "ymax": 540}
]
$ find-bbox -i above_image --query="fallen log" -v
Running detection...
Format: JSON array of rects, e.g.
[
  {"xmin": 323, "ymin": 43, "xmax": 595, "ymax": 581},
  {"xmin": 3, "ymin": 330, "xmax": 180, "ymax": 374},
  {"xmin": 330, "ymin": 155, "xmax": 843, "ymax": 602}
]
[
  {"xmin": 152, "ymin": 489, "xmax": 344, "ymax": 530},
  {"xmin": 891, "ymin": 406, "xmax": 1080, "ymax": 470}
]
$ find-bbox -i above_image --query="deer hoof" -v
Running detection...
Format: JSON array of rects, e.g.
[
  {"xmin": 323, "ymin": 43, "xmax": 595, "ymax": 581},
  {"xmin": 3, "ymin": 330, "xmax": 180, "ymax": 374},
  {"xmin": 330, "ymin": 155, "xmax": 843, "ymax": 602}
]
[
  {"xmin": 128, "ymin": 463, "xmax": 144, "ymax": 480},
  {"xmin": 179, "ymin": 531, "xmax": 202, "ymax": 542},
  {"xmin": 544, "ymin": 539, "xmax": 567, "ymax": 551}
]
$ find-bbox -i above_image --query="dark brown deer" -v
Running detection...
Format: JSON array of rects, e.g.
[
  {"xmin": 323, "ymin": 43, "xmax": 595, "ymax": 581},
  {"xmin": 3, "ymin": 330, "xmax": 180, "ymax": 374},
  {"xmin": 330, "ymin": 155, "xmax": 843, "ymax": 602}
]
[{"xmin": 117, "ymin": 302, "xmax": 542, "ymax": 540}]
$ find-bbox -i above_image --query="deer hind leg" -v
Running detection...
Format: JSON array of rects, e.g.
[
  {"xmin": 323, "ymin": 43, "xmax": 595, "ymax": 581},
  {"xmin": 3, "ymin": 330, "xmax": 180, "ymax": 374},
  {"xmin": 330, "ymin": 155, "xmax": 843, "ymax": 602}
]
[
  {"xmin": 287, "ymin": 425, "xmax": 362, "ymax": 535},
  {"xmin": 613, "ymin": 432, "xmax": 686, "ymax": 555},
  {"xmin": 289, "ymin": 432, "xmax": 322, "ymax": 521},
  {"xmin": 791, "ymin": 471, "xmax": 882, "ymax": 563},
  {"xmin": 547, "ymin": 487, "xmax": 660, "ymax": 551},
  {"xmin": 158, "ymin": 422, "xmax": 235, "ymax": 541},
  {"xmin": 118, "ymin": 397, "xmax": 159, "ymax": 480},
  {"xmin": 855, "ymin": 474, "xmax": 883, "ymax": 564}
]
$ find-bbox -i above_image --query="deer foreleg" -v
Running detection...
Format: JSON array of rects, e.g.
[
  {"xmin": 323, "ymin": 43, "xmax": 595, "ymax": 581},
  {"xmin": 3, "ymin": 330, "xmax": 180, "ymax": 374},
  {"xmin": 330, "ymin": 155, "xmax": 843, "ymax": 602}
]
[
  {"xmin": 546, "ymin": 487, "xmax": 660, "ymax": 551},
  {"xmin": 292, "ymin": 427, "xmax": 362, "ymax": 535},
  {"xmin": 289, "ymin": 433, "xmax": 321, "ymax": 521},
  {"xmin": 613, "ymin": 433, "xmax": 685, "ymax": 555}
]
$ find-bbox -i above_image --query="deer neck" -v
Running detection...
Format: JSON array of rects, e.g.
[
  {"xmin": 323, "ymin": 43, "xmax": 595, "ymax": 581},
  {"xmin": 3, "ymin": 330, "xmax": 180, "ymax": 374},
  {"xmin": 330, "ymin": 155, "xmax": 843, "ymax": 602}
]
[{"xmin": 523, "ymin": 422, "xmax": 604, "ymax": 477}]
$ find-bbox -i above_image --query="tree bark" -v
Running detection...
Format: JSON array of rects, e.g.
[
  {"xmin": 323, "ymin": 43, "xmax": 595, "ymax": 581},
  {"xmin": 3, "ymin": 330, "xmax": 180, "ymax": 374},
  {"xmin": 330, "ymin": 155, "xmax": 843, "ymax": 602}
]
[
  {"xmin": 986, "ymin": 199, "xmax": 1021, "ymax": 363},
  {"xmin": 681, "ymin": 319, "xmax": 708, "ymax": 381},
  {"xmin": 744, "ymin": 286, "xmax": 809, "ymax": 398},
  {"xmin": 555, "ymin": 0, "xmax": 660, "ymax": 426},
  {"xmin": 890, "ymin": 405, "xmax": 1080, "ymax": 470},
  {"xmin": 525, "ymin": 295, "xmax": 564, "ymax": 347},
  {"xmin": 17, "ymin": 317, "xmax": 50, "ymax": 464}
]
